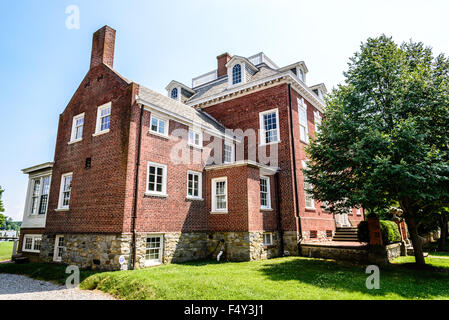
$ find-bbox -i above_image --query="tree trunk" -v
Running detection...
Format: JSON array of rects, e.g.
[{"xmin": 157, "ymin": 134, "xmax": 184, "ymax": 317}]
[
  {"xmin": 438, "ymin": 213, "xmax": 448, "ymax": 251},
  {"xmin": 405, "ymin": 215, "xmax": 426, "ymax": 265}
]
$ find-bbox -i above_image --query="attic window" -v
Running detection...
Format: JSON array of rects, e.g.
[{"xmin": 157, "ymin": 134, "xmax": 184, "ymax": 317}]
[
  {"xmin": 171, "ymin": 88, "xmax": 178, "ymax": 100},
  {"xmin": 299, "ymin": 69, "xmax": 305, "ymax": 82},
  {"xmin": 232, "ymin": 64, "xmax": 242, "ymax": 85}
]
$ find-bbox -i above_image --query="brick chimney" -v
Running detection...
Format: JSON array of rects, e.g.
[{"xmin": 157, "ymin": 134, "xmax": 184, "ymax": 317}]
[
  {"xmin": 90, "ymin": 26, "xmax": 116, "ymax": 69},
  {"xmin": 217, "ymin": 53, "xmax": 232, "ymax": 78}
]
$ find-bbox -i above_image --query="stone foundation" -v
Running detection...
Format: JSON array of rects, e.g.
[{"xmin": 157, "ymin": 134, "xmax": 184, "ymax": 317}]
[
  {"xmin": 283, "ymin": 231, "xmax": 300, "ymax": 256},
  {"xmin": 207, "ymin": 232, "xmax": 280, "ymax": 261},
  {"xmin": 40, "ymin": 233, "xmax": 131, "ymax": 270},
  {"xmin": 40, "ymin": 230, "xmax": 282, "ymax": 270}
]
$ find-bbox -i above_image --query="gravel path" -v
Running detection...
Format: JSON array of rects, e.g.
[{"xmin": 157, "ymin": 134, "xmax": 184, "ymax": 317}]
[{"xmin": 0, "ymin": 274, "xmax": 115, "ymax": 300}]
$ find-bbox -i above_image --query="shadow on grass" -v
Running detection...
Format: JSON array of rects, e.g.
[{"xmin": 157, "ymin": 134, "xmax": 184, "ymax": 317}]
[{"xmin": 258, "ymin": 257, "xmax": 449, "ymax": 299}]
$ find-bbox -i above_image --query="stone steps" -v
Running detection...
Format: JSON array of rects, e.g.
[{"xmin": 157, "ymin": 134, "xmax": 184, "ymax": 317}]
[{"xmin": 333, "ymin": 228, "xmax": 359, "ymax": 242}]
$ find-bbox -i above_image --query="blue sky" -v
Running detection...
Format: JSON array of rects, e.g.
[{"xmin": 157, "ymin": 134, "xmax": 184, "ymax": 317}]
[{"xmin": 1, "ymin": 0, "xmax": 449, "ymax": 221}]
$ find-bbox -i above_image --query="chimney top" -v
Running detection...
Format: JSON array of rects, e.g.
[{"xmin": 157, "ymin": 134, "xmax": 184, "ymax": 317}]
[
  {"xmin": 217, "ymin": 52, "xmax": 232, "ymax": 78},
  {"xmin": 90, "ymin": 25, "xmax": 116, "ymax": 69}
]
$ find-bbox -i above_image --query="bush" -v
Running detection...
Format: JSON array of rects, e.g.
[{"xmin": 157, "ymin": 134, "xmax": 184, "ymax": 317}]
[
  {"xmin": 357, "ymin": 221, "xmax": 370, "ymax": 242},
  {"xmin": 379, "ymin": 220, "xmax": 401, "ymax": 245}
]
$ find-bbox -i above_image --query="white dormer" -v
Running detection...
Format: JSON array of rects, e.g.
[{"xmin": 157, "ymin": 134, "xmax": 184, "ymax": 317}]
[
  {"xmin": 225, "ymin": 56, "xmax": 258, "ymax": 88},
  {"xmin": 310, "ymin": 83, "xmax": 328, "ymax": 101},
  {"xmin": 165, "ymin": 80, "xmax": 195, "ymax": 103},
  {"xmin": 278, "ymin": 61, "xmax": 309, "ymax": 84}
]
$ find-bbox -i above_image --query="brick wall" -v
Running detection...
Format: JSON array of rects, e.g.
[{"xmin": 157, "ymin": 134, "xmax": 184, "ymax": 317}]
[{"xmin": 45, "ymin": 64, "xmax": 136, "ymax": 234}]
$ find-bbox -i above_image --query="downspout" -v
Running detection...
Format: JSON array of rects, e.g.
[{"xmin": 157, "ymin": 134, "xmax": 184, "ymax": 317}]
[
  {"xmin": 131, "ymin": 103, "xmax": 144, "ymax": 270},
  {"xmin": 275, "ymin": 172, "xmax": 284, "ymax": 255},
  {"xmin": 287, "ymin": 83, "xmax": 303, "ymax": 254}
]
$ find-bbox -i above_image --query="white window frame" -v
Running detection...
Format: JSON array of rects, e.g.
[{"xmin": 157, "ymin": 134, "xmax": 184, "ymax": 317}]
[
  {"xmin": 188, "ymin": 128, "xmax": 203, "ymax": 148},
  {"xmin": 211, "ymin": 177, "xmax": 228, "ymax": 213},
  {"xmin": 260, "ymin": 176, "xmax": 272, "ymax": 210},
  {"xmin": 259, "ymin": 108, "xmax": 280, "ymax": 146},
  {"xmin": 356, "ymin": 208, "xmax": 362, "ymax": 216},
  {"xmin": 146, "ymin": 162, "xmax": 167, "ymax": 197},
  {"xmin": 57, "ymin": 172, "xmax": 72, "ymax": 210},
  {"xmin": 149, "ymin": 113, "xmax": 169, "ymax": 138},
  {"xmin": 314, "ymin": 111, "xmax": 322, "ymax": 136},
  {"xmin": 145, "ymin": 234, "xmax": 163, "ymax": 266},
  {"xmin": 263, "ymin": 233, "xmax": 273, "ymax": 246},
  {"xmin": 302, "ymin": 161, "xmax": 315, "ymax": 209},
  {"xmin": 93, "ymin": 102, "xmax": 111, "ymax": 136},
  {"xmin": 22, "ymin": 234, "xmax": 42, "ymax": 253},
  {"xmin": 69, "ymin": 112, "xmax": 85, "ymax": 143},
  {"xmin": 53, "ymin": 235, "xmax": 64, "ymax": 262},
  {"xmin": 29, "ymin": 175, "xmax": 51, "ymax": 215},
  {"xmin": 224, "ymin": 142, "xmax": 235, "ymax": 164},
  {"xmin": 186, "ymin": 170, "xmax": 202, "ymax": 200},
  {"xmin": 298, "ymin": 98, "xmax": 309, "ymax": 143}
]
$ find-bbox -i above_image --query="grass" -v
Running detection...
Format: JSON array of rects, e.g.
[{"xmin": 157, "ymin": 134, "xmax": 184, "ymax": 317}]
[
  {"xmin": 79, "ymin": 257, "xmax": 449, "ymax": 300},
  {"xmin": 1, "ymin": 256, "xmax": 448, "ymax": 300},
  {"xmin": 392, "ymin": 256, "xmax": 449, "ymax": 269},
  {"xmin": 0, "ymin": 241, "xmax": 14, "ymax": 261}
]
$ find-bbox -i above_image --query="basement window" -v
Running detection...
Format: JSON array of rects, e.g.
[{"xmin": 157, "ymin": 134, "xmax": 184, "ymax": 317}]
[
  {"xmin": 263, "ymin": 233, "xmax": 273, "ymax": 246},
  {"xmin": 23, "ymin": 235, "xmax": 42, "ymax": 253},
  {"xmin": 145, "ymin": 235, "xmax": 163, "ymax": 266},
  {"xmin": 310, "ymin": 230, "xmax": 318, "ymax": 239}
]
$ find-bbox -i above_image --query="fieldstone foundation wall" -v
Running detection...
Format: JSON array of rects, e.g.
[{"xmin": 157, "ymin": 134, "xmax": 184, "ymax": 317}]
[
  {"xmin": 134, "ymin": 232, "xmax": 208, "ymax": 269},
  {"xmin": 207, "ymin": 232, "xmax": 281, "ymax": 261},
  {"xmin": 283, "ymin": 231, "xmax": 300, "ymax": 256},
  {"xmin": 40, "ymin": 233, "xmax": 132, "ymax": 271}
]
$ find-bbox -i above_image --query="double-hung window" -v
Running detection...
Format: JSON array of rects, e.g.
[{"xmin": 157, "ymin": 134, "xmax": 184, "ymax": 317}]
[
  {"xmin": 259, "ymin": 109, "xmax": 280, "ymax": 145},
  {"xmin": 188, "ymin": 128, "xmax": 202, "ymax": 148},
  {"xmin": 22, "ymin": 235, "xmax": 42, "ymax": 253},
  {"xmin": 314, "ymin": 111, "xmax": 322, "ymax": 136},
  {"xmin": 298, "ymin": 98, "xmax": 309, "ymax": 143},
  {"xmin": 146, "ymin": 162, "xmax": 167, "ymax": 196},
  {"xmin": 187, "ymin": 171, "xmax": 202, "ymax": 199},
  {"xmin": 224, "ymin": 142, "xmax": 235, "ymax": 163},
  {"xmin": 150, "ymin": 114, "xmax": 169, "ymax": 137},
  {"xmin": 29, "ymin": 175, "xmax": 51, "ymax": 215},
  {"xmin": 145, "ymin": 235, "xmax": 163, "ymax": 266},
  {"xmin": 302, "ymin": 161, "xmax": 314, "ymax": 209},
  {"xmin": 260, "ymin": 176, "xmax": 271, "ymax": 210},
  {"xmin": 57, "ymin": 173, "xmax": 72, "ymax": 210},
  {"xmin": 70, "ymin": 113, "xmax": 85, "ymax": 143},
  {"xmin": 212, "ymin": 177, "xmax": 227, "ymax": 213},
  {"xmin": 94, "ymin": 102, "xmax": 111, "ymax": 135}
]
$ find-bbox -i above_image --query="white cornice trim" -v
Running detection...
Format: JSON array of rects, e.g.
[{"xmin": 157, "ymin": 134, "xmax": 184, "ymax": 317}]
[
  {"xmin": 135, "ymin": 98, "xmax": 239, "ymax": 143},
  {"xmin": 187, "ymin": 71, "xmax": 325, "ymax": 113},
  {"xmin": 22, "ymin": 162, "xmax": 54, "ymax": 174},
  {"xmin": 205, "ymin": 160, "xmax": 279, "ymax": 174}
]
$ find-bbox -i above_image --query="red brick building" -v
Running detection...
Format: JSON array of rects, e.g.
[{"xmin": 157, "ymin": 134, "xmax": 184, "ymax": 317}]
[{"xmin": 19, "ymin": 26, "xmax": 364, "ymax": 270}]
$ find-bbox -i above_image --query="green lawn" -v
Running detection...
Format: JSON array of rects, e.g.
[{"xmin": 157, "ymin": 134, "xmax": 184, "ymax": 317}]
[
  {"xmin": 1, "ymin": 256, "xmax": 448, "ymax": 300},
  {"xmin": 393, "ymin": 256, "xmax": 449, "ymax": 269},
  {"xmin": 0, "ymin": 241, "xmax": 14, "ymax": 261}
]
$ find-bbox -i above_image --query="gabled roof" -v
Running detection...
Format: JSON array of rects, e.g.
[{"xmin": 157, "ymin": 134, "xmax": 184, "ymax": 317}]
[
  {"xmin": 310, "ymin": 83, "xmax": 328, "ymax": 94},
  {"xmin": 278, "ymin": 61, "xmax": 309, "ymax": 74},
  {"xmin": 136, "ymin": 85, "xmax": 228, "ymax": 136},
  {"xmin": 225, "ymin": 55, "xmax": 258, "ymax": 72},
  {"xmin": 165, "ymin": 80, "xmax": 195, "ymax": 94}
]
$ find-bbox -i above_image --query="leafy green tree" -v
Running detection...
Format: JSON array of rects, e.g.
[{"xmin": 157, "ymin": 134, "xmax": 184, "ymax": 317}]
[{"xmin": 305, "ymin": 35, "xmax": 449, "ymax": 265}]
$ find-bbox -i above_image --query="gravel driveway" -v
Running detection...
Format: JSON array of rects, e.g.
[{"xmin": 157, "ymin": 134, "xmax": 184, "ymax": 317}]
[{"xmin": 0, "ymin": 273, "xmax": 115, "ymax": 300}]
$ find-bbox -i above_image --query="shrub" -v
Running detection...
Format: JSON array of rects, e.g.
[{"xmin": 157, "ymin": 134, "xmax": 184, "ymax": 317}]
[
  {"xmin": 379, "ymin": 220, "xmax": 401, "ymax": 245},
  {"xmin": 357, "ymin": 221, "xmax": 370, "ymax": 242}
]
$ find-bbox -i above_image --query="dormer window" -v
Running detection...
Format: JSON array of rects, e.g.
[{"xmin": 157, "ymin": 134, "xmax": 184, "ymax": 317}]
[
  {"xmin": 171, "ymin": 88, "xmax": 178, "ymax": 100},
  {"xmin": 232, "ymin": 64, "xmax": 242, "ymax": 85},
  {"xmin": 299, "ymin": 69, "xmax": 305, "ymax": 82}
]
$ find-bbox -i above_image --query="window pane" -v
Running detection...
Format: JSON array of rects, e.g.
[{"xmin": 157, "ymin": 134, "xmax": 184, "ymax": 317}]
[{"xmin": 232, "ymin": 64, "xmax": 242, "ymax": 84}]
